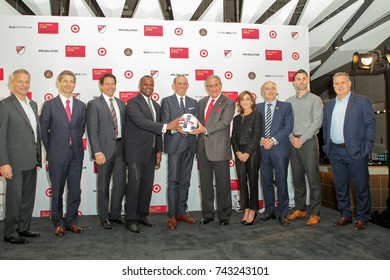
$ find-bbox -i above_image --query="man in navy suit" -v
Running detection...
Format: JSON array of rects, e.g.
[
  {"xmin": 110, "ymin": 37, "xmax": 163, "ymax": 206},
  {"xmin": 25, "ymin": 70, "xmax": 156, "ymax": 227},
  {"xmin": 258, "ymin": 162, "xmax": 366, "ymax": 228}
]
[
  {"xmin": 0, "ymin": 69, "xmax": 41, "ymax": 244},
  {"xmin": 123, "ymin": 75, "xmax": 179, "ymax": 233},
  {"xmin": 161, "ymin": 75, "xmax": 199, "ymax": 230},
  {"xmin": 87, "ymin": 73, "xmax": 126, "ymax": 229},
  {"xmin": 40, "ymin": 70, "xmax": 87, "ymax": 237},
  {"xmin": 322, "ymin": 72, "xmax": 376, "ymax": 230},
  {"xmin": 256, "ymin": 81, "xmax": 293, "ymax": 226}
]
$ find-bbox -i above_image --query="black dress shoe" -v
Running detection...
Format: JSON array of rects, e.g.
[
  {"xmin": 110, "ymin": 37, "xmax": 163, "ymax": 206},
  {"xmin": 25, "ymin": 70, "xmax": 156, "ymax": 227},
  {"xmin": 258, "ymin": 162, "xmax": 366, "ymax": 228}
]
[
  {"xmin": 219, "ymin": 219, "xmax": 229, "ymax": 226},
  {"xmin": 4, "ymin": 236, "xmax": 29, "ymax": 244},
  {"xmin": 200, "ymin": 217, "xmax": 214, "ymax": 224},
  {"xmin": 101, "ymin": 219, "xmax": 113, "ymax": 229},
  {"xmin": 19, "ymin": 231, "xmax": 41, "ymax": 238},
  {"xmin": 110, "ymin": 219, "xmax": 124, "ymax": 225},
  {"xmin": 261, "ymin": 214, "xmax": 276, "ymax": 221},
  {"xmin": 279, "ymin": 217, "xmax": 289, "ymax": 227},
  {"xmin": 128, "ymin": 224, "xmax": 143, "ymax": 233},
  {"xmin": 139, "ymin": 218, "xmax": 155, "ymax": 227}
]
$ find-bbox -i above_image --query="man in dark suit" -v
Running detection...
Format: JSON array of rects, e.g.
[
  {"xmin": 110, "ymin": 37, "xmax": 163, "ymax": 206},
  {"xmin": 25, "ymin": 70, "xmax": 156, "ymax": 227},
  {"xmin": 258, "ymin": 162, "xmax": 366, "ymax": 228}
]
[
  {"xmin": 0, "ymin": 69, "xmax": 41, "ymax": 244},
  {"xmin": 124, "ymin": 75, "xmax": 179, "ymax": 233},
  {"xmin": 256, "ymin": 81, "xmax": 293, "ymax": 226},
  {"xmin": 40, "ymin": 70, "xmax": 87, "ymax": 237},
  {"xmin": 322, "ymin": 72, "xmax": 376, "ymax": 230},
  {"xmin": 87, "ymin": 73, "xmax": 126, "ymax": 229},
  {"xmin": 191, "ymin": 75, "xmax": 235, "ymax": 226},
  {"xmin": 161, "ymin": 75, "xmax": 199, "ymax": 230}
]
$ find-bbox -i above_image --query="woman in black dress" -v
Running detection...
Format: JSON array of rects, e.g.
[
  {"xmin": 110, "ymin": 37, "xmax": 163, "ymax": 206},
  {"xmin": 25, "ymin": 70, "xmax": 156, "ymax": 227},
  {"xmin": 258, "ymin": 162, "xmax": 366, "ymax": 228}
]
[{"xmin": 231, "ymin": 90, "xmax": 262, "ymax": 225}]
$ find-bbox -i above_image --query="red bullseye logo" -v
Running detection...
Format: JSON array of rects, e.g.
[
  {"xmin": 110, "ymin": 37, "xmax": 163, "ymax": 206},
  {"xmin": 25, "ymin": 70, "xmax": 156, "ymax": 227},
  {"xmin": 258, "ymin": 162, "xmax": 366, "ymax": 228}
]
[
  {"xmin": 45, "ymin": 188, "xmax": 52, "ymax": 197},
  {"xmin": 124, "ymin": 70, "xmax": 133, "ymax": 79},
  {"xmin": 153, "ymin": 184, "xmax": 161, "ymax": 193},
  {"xmin": 200, "ymin": 49, "xmax": 208, "ymax": 57},
  {"xmin": 44, "ymin": 93, "xmax": 54, "ymax": 101},
  {"xmin": 71, "ymin": 24, "xmax": 80, "ymax": 33},
  {"xmin": 225, "ymin": 71, "xmax": 233, "ymax": 80},
  {"xmin": 151, "ymin": 93, "xmax": 160, "ymax": 101},
  {"xmin": 269, "ymin": 30, "xmax": 277, "ymax": 38},
  {"xmin": 292, "ymin": 52, "xmax": 300, "ymax": 60},
  {"xmin": 98, "ymin": 48, "xmax": 107, "ymax": 56},
  {"xmin": 78, "ymin": 211, "xmax": 83, "ymax": 216},
  {"xmin": 174, "ymin": 27, "xmax": 183, "ymax": 36},
  {"xmin": 252, "ymin": 93, "xmax": 257, "ymax": 100},
  {"xmin": 230, "ymin": 159, "xmax": 235, "ymax": 167}
]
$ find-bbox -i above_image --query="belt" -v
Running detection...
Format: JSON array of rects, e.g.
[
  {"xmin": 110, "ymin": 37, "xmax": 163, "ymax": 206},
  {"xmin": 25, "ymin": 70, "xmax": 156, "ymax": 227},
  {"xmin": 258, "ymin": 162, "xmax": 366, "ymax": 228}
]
[
  {"xmin": 116, "ymin": 138, "xmax": 122, "ymax": 142},
  {"xmin": 293, "ymin": 135, "xmax": 301, "ymax": 138},
  {"xmin": 333, "ymin": 143, "xmax": 346, "ymax": 148}
]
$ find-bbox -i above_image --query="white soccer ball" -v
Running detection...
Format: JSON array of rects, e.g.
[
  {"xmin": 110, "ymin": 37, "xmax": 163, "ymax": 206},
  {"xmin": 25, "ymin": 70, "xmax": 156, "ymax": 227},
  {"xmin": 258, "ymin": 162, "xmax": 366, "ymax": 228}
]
[{"xmin": 180, "ymin": 113, "xmax": 198, "ymax": 133}]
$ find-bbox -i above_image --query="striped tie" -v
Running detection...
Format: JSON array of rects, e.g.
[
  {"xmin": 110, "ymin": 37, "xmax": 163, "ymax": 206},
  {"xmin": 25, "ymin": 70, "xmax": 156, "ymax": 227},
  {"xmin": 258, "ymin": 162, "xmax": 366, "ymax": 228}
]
[
  {"xmin": 109, "ymin": 98, "xmax": 118, "ymax": 138},
  {"xmin": 264, "ymin": 103, "xmax": 272, "ymax": 138},
  {"xmin": 179, "ymin": 97, "xmax": 185, "ymax": 115}
]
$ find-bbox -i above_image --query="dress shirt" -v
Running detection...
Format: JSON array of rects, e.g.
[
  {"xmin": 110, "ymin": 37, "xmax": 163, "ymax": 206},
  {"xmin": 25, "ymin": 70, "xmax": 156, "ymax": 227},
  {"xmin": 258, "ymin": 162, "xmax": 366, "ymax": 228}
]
[
  {"xmin": 102, "ymin": 94, "xmax": 122, "ymax": 138},
  {"xmin": 263, "ymin": 99, "xmax": 278, "ymax": 145},
  {"xmin": 15, "ymin": 94, "xmax": 37, "ymax": 142},
  {"xmin": 59, "ymin": 93, "xmax": 73, "ymax": 114},
  {"xmin": 330, "ymin": 92, "xmax": 351, "ymax": 144},
  {"xmin": 140, "ymin": 93, "xmax": 167, "ymax": 133}
]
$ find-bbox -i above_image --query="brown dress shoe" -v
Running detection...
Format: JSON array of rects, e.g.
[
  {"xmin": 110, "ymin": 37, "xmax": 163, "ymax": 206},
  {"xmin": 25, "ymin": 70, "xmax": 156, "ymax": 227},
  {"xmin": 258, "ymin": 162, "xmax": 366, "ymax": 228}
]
[
  {"xmin": 334, "ymin": 217, "xmax": 352, "ymax": 227},
  {"xmin": 54, "ymin": 226, "xmax": 65, "ymax": 237},
  {"xmin": 287, "ymin": 210, "xmax": 307, "ymax": 220},
  {"xmin": 168, "ymin": 218, "xmax": 177, "ymax": 230},
  {"xmin": 306, "ymin": 215, "xmax": 320, "ymax": 225},
  {"xmin": 177, "ymin": 214, "xmax": 196, "ymax": 224},
  {"xmin": 354, "ymin": 220, "xmax": 368, "ymax": 230},
  {"xmin": 68, "ymin": 225, "xmax": 83, "ymax": 233}
]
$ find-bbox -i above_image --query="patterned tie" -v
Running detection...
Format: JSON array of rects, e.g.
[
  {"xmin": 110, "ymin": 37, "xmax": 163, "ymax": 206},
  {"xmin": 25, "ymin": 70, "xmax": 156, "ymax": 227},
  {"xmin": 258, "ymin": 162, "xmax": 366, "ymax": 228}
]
[
  {"xmin": 65, "ymin": 99, "xmax": 72, "ymax": 122},
  {"xmin": 109, "ymin": 98, "xmax": 118, "ymax": 138},
  {"xmin": 179, "ymin": 97, "xmax": 185, "ymax": 115},
  {"xmin": 147, "ymin": 98, "xmax": 156, "ymax": 121},
  {"xmin": 264, "ymin": 103, "xmax": 272, "ymax": 138},
  {"xmin": 204, "ymin": 98, "xmax": 215, "ymax": 123}
]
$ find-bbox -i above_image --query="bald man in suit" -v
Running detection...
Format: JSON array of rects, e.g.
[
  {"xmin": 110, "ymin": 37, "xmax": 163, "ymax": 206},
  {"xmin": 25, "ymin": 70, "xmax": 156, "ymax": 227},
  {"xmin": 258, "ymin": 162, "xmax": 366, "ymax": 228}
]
[{"xmin": 0, "ymin": 69, "xmax": 41, "ymax": 244}]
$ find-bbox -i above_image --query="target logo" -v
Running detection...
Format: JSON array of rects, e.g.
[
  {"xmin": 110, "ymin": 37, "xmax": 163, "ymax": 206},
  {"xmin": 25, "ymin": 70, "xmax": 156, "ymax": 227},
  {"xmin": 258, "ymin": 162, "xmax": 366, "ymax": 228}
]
[
  {"xmin": 71, "ymin": 24, "xmax": 80, "ymax": 33},
  {"xmin": 98, "ymin": 48, "xmax": 107, "ymax": 56},
  {"xmin": 269, "ymin": 30, "xmax": 277, "ymax": 39},
  {"xmin": 153, "ymin": 184, "xmax": 162, "ymax": 193},
  {"xmin": 44, "ymin": 93, "xmax": 54, "ymax": 101},
  {"xmin": 224, "ymin": 71, "xmax": 233, "ymax": 80},
  {"xmin": 292, "ymin": 52, "xmax": 300, "ymax": 60},
  {"xmin": 45, "ymin": 188, "xmax": 52, "ymax": 197},
  {"xmin": 124, "ymin": 70, "xmax": 133, "ymax": 79},
  {"xmin": 151, "ymin": 93, "xmax": 160, "ymax": 102},
  {"xmin": 230, "ymin": 159, "xmax": 235, "ymax": 167},
  {"xmin": 200, "ymin": 49, "xmax": 208, "ymax": 58},
  {"xmin": 78, "ymin": 210, "xmax": 83, "ymax": 216},
  {"xmin": 174, "ymin": 27, "xmax": 183, "ymax": 36}
]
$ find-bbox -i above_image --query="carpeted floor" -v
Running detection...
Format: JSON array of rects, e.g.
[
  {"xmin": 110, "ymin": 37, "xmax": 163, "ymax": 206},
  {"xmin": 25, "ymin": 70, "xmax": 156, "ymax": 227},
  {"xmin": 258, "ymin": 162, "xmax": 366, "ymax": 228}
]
[{"xmin": 1, "ymin": 207, "xmax": 389, "ymax": 260}]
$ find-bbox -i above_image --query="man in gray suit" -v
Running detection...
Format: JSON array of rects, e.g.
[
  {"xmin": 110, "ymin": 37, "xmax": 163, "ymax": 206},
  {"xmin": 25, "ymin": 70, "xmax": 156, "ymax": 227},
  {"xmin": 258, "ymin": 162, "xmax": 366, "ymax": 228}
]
[
  {"xmin": 0, "ymin": 69, "xmax": 41, "ymax": 244},
  {"xmin": 191, "ymin": 75, "xmax": 235, "ymax": 226},
  {"xmin": 161, "ymin": 75, "xmax": 199, "ymax": 230},
  {"xmin": 87, "ymin": 73, "xmax": 126, "ymax": 229}
]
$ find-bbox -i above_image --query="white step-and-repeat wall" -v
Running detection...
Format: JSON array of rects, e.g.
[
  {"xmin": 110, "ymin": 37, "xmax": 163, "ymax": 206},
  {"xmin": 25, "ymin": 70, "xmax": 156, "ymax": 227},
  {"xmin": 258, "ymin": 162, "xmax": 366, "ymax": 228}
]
[{"xmin": 0, "ymin": 15, "xmax": 308, "ymax": 219}]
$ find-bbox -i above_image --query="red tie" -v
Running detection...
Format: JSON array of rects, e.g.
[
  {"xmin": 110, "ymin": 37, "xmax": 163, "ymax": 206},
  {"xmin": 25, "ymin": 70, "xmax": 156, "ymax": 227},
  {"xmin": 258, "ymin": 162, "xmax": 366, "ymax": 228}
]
[
  {"xmin": 204, "ymin": 99, "xmax": 215, "ymax": 124},
  {"xmin": 65, "ymin": 100, "xmax": 72, "ymax": 122}
]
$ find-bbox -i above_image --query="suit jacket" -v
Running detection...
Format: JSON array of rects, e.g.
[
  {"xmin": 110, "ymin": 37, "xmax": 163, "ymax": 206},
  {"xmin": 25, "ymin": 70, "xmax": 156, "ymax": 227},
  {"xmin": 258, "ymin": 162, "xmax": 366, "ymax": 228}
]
[
  {"xmin": 256, "ymin": 100, "xmax": 293, "ymax": 158},
  {"xmin": 40, "ymin": 95, "xmax": 86, "ymax": 162},
  {"xmin": 197, "ymin": 94, "xmax": 235, "ymax": 161},
  {"xmin": 87, "ymin": 95, "xmax": 126, "ymax": 159},
  {"xmin": 161, "ymin": 94, "xmax": 199, "ymax": 155},
  {"xmin": 123, "ymin": 92, "xmax": 163, "ymax": 164},
  {"xmin": 322, "ymin": 93, "xmax": 376, "ymax": 160},
  {"xmin": 0, "ymin": 94, "xmax": 41, "ymax": 170}
]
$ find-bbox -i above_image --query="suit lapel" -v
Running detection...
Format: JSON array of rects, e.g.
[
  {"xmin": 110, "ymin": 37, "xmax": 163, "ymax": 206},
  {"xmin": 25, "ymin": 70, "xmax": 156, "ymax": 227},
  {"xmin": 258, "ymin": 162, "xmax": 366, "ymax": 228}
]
[
  {"xmin": 99, "ymin": 95, "xmax": 114, "ymax": 123},
  {"xmin": 208, "ymin": 95, "xmax": 226, "ymax": 122},
  {"xmin": 138, "ymin": 93, "xmax": 154, "ymax": 120},
  {"xmin": 115, "ymin": 97, "xmax": 125, "ymax": 126},
  {"xmin": 344, "ymin": 94, "xmax": 355, "ymax": 126},
  {"xmin": 10, "ymin": 94, "xmax": 34, "ymax": 131},
  {"xmin": 54, "ymin": 96, "xmax": 70, "ymax": 125}
]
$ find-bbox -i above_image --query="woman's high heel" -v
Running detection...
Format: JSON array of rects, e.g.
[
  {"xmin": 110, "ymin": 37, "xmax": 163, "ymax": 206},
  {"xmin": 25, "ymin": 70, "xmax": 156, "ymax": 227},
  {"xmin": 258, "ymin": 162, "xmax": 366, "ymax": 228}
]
[{"xmin": 244, "ymin": 212, "xmax": 257, "ymax": 226}]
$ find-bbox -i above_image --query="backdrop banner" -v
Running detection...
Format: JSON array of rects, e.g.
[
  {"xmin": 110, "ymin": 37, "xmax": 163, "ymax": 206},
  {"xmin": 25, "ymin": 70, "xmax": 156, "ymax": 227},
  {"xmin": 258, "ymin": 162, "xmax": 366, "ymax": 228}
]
[{"xmin": 0, "ymin": 15, "xmax": 309, "ymax": 218}]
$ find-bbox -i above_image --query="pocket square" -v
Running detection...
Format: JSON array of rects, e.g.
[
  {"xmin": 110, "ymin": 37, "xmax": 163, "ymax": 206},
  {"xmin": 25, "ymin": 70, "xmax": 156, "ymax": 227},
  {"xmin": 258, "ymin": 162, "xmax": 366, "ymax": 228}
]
[
  {"xmin": 215, "ymin": 109, "xmax": 222, "ymax": 113},
  {"xmin": 188, "ymin": 107, "xmax": 194, "ymax": 110}
]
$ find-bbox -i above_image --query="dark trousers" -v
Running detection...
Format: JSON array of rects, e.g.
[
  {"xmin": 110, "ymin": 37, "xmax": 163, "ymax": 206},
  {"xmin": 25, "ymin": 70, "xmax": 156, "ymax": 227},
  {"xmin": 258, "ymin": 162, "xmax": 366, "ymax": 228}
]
[
  {"xmin": 49, "ymin": 150, "xmax": 82, "ymax": 228},
  {"xmin": 260, "ymin": 149, "xmax": 289, "ymax": 218},
  {"xmin": 125, "ymin": 152, "xmax": 155, "ymax": 225},
  {"xmin": 289, "ymin": 136, "xmax": 322, "ymax": 215},
  {"xmin": 235, "ymin": 149, "xmax": 260, "ymax": 210},
  {"xmin": 167, "ymin": 139, "xmax": 195, "ymax": 218},
  {"xmin": 96, "ymin": 140, "xmax": 126, "ymax": 221},
  {"xmin": 4, "ymin": 168, "xmax": 37, "ymax": 238},
  {"xmin": 329, "ymin": 143, "xmax": 371, "ymax": 221}
]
